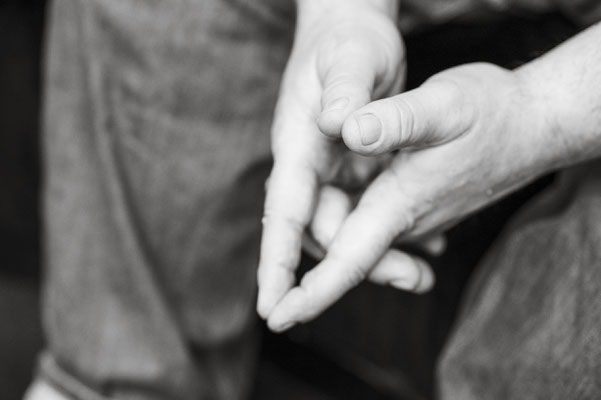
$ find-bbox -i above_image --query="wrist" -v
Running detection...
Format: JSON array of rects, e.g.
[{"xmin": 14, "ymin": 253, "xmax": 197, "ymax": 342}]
[{"xmin": 296, "ymin": 0, "xmax": 399, "ymax": 21}]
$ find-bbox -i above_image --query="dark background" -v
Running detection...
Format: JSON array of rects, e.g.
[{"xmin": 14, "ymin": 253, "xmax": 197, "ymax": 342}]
[{"xmin": 0, "ymin": 1, "xmax": 576, "ymax": 399}]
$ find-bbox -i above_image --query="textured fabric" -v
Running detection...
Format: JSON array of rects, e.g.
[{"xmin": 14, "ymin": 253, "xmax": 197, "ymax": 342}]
[
  {"xmin": 399, "ymin": 0, "xmax": 601, "ymax": 31},
  {"xmin": 40, "ymin": 0, "xmax": 293, "ymax": 398},
  {"xmin": 438, "ymin": 161, "xmax": 601, "ymax": 399}
]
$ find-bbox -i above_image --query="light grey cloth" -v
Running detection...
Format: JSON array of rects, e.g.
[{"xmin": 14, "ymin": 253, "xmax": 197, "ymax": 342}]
[
  {"xmin": 40, "ymin": 0, "xmax": 293, "ymax": 398},
  {"xmin": 399, "ymin": 0, "xmax": 601, "ymax": 32},
  {"xmin": 439, "ymin": 162, "xmax": 601, "ymax": 399}
]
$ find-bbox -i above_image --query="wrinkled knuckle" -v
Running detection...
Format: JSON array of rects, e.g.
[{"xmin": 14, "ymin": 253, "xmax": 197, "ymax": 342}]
[
  {"xmin": 390, "ymin": 98, "xmax": 418, "ymax": 147},
  {"xmin": 262, "ymin": 209, "xmax": 305, "ymax": 235},
  {"xmin": 322, "ymin": 75, "xmax": 370, "ymax": 102}
]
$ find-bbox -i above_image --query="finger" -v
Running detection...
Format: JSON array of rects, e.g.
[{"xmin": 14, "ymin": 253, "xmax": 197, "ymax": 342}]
[
  {"xmin": 334, "ymin": 152, "xmax": 392, "ymax": 191},
  {"xmin": 257, "ymin": 159, "xmax": 319, "ymax": 319},
  {"xmin": 393, "ymin": 233, "xmax": 447, "ymax": 257},
  {"xmin": 308, "ymin": 185, "xmax": 435, "ymax": 288},
  {"xmin": 366, "ymin": 248, "xmax": 434, "ymax": 293},
  {"xmin": 302, "ymin": 185, "xmax": 351, "ymax": 261},
  {"xmin": 310, "ymin": 185, "xmax": 352, "ymax": 249},
  {"xmin": 266, "ymin": 174, "xmax": 411, "ymax": 330},
  {"xmin": 317, "ymin": 59, "xmax": 374, "ymax": 138},
  {"xmin": 341, "ymin": 79, "xmax": 476, "ymax": 155},
  {"xmin": 415, "ymin": 234, "xmax": 447, "ymax": 256},
  {"xmin": 309, "ymin": 2, "xmax": 404, "ymax": 138},
  {"xmin": 267, "ymin": 246, "xmax": 434, "ymax": 332}
]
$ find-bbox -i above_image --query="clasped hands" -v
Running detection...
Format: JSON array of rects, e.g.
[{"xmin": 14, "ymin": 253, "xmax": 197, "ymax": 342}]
[{"xmin": 256, "ymin": 0, "xmax": 601, "ymax": 332}]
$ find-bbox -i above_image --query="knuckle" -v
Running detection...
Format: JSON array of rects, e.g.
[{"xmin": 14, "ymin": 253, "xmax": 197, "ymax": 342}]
[
  {"xmin": 425, "ymin": 76, "xmax": 478, "ymax": 137},
  {"xmin": 389, "ymin": 97, "xmax": 418, "ymax": 147},
  {"xmin": 377, "ymin": 169, "xmax": 417, "ymax": 234},
  {"xmin": 439, "ymin": 80, "xmax": 477, "ymax": 129},
  {"xmin": 262, "ymin": 209, "xmax": 305, "ymax": 235}
]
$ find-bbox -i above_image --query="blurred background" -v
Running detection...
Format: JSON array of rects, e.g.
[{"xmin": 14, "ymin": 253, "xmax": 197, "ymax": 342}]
[{"xmin": 0, "ymin": 1, "xmax": 576, "ymax": 399}]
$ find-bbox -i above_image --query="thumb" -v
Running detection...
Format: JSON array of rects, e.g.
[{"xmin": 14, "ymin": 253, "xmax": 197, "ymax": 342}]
[
  {"xmin": 317, "ymin": 52, "xmax": 378, "ymax": 138},
  {"xmin": 317, "ymin": 36, "xmax": 403, "ymax": 138},
  {"xmin": 341, "ymin": 79, "xmax": 476, "ymax": 155}
]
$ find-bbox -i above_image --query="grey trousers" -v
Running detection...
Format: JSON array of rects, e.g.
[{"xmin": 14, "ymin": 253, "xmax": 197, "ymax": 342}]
[
  {"xmin": 38, "ymin": 0, "xmax": 601, "ymax": 399},
  {"xmin": 40, "ymin": 0, "xmax": 293, "ymax": 398},
  {"xmin": 439, "ymin": 162, "xmax": 601, "ymax": 400}
]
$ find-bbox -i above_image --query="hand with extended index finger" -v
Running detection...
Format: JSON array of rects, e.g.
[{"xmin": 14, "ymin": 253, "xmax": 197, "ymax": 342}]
[
  {"xmin": 256, "ymin": 0, "xmax": 414, "ymax": 322},
  {"xmin": 265, "ymin": 62, "xmax": 564, "ymax": 331}
]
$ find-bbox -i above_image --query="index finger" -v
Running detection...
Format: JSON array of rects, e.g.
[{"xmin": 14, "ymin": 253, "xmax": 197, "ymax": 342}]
[
  {"xmin": 265, "ymin": 169, "xmax": 416, "ymax": 330},
  {"xmin": 256, "ymin": 151, "xmax": 321, "ymax": 319}
]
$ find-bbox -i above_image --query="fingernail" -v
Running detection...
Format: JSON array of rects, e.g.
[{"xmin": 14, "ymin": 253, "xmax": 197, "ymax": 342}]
[
  {"xmin": 273, "ymin": 320, "xmax": 296, "ymax": 333},
  {"xmin": 356, "ymin": 114, "xmax": 381, "ymax": 145},
  {"xmin": 324, "ymin": 97, "xmax": 349, "ymax": 112}
]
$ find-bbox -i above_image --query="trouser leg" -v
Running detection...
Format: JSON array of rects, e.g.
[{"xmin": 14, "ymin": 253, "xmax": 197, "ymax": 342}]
[
  {"xmin": 37, "ymin": 0, "xmax": 294, "ymax": 398},
  {"xmin": 438, "ymin": 163, "xmax": 601, "ymax": 400}
]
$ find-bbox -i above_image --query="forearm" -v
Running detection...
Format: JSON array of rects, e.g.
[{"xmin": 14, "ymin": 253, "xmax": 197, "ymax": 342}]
[
  {"xmin": 517, "ymin": 22, "xmax": 601, "ymax": 171},
  {"xmin": 295, "ymin": 0, "xmax": 399, "ymax": 36},
  {"xmin": 296, "ymin": 0, "xmax": 399, "ymax": 17}
]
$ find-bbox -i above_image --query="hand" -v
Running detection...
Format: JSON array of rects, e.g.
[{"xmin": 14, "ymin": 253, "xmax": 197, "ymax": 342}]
[
  {"xmin": 257, "ymin": 0, "xmax": 419, "ymax": 323},
  {"xmin": 265, "ymin": 62, "xmax": 555, "ymax": 331},
  {"xmin": 263, "ymin": 14, "xmax": 601, "ymax": 333}
]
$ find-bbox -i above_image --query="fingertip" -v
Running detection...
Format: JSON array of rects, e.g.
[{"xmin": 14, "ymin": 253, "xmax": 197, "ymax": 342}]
[
  {"xmin": 389, "ymin": 259, "xmax": 435, "ymax": 294},
  {"xmin": 256, "ymin": 282, "xmax": 293, "ymax": 321},
  {"xmin": 256, "ymin": 258, "xmax": 297, "ymax": 320},
  {"xmin": 268, "ymin": 319, "xmax": 297, "ymax": 333},
  {"xmin": 318, "ymin": 82, "xmax": 372, "ymax": 138},
  {"xmin": 368, "ymin": 250, "xmax": 435, "ymax": 294},
  {"xmin": 341, "ymin": 112, "xmax": 384, "ymax": 155},
  {"xmin": 415, "ymin": 265, "xmax": 435, "ymax": 293},
  {"xmin": 401, "ymin": 234, "xmax": 448, "ymax": 257},
  {"xmin": 318, "ymin": 96, "xmax": 350, "ymax": 138},
  {"xmin": 424, "ymin": 235, "xmax": 447, "ymax": 257},
  {"xmin": 266, "ymin": 287, "xmax": 308, "ymax": 332},
  {"xmin": 256, "ymin": 282, "xmax": 276, "ymax": 320},
  {"xmin": 256, "ymin": 293, "xmax": 272, "ymax": 320},
  {"xmin": 317, "ymin": 111, "xmax": 345, "ymax": 138}
]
